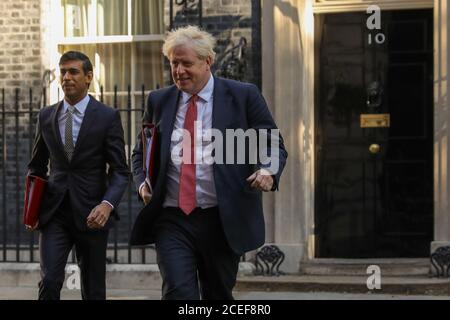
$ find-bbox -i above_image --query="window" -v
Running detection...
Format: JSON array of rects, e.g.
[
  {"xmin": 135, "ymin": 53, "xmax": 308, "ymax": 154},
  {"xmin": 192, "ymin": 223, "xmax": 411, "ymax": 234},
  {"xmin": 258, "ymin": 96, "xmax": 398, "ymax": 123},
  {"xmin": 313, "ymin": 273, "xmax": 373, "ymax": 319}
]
[
  {"xmin": 63, "ymin": 0, "xmax": 164, "ymax": 36},
  {"xmin": 57, "ymin": 0, "xmax": 165, "ymax": 147},
  {"xmin": 59, "ymin": 0, "xmax": 164, "ymax": 97}
]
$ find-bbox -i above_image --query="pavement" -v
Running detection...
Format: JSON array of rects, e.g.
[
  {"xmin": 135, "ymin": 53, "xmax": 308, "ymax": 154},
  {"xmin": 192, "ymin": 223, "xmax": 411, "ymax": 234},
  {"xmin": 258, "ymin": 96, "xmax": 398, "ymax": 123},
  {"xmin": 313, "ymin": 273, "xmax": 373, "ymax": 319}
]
[
  {"xmin": 2, "ymin": 262, "xmax": 450, "ymax": 300},
  {"xmin": 0, "ymin": 286, "xmax": 450, "ymax": 300}
]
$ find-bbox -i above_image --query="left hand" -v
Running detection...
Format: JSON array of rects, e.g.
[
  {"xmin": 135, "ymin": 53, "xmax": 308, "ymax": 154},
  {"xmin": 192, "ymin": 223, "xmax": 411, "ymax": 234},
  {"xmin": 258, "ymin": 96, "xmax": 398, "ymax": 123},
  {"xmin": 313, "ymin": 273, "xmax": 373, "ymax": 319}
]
[
  {"xmin": 25, "ymin": 221, "xmax": 39, "ymax": 231},
  {"xmin": 246, "ymin": 169, "xmax": 274, "ymax": 192},
  {"xmin": 87, "ymin": 202, "xmax": 112, "ymax": 229}
]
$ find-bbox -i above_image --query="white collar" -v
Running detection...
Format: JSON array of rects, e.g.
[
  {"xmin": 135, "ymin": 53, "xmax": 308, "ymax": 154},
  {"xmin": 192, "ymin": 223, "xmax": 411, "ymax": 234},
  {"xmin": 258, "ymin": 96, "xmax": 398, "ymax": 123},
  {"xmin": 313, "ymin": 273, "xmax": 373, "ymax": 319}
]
[
  {"xmin": 62, "ymin": 94, "xmax": 90, "ymax": 115},
  {"xmin": 181, "ymin": 74, "xmax": 214, "ymax": 104}
]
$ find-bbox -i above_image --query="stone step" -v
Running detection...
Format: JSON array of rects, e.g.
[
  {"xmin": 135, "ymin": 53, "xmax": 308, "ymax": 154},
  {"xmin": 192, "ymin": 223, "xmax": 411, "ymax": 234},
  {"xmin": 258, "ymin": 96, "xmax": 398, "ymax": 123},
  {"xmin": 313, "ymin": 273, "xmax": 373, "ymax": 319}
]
[
  {"xmin": 235, "ymin": 275, "xmax": 450, "ymax": 296},
  {"xmin": 0, "ymin": 262, "xmax": 255, "ymax": 289},
  {"xmin": 2, "ymin": 261, "xmax": 449, "ymax": 296},
  {"xmin": 298, "ymin": 259, "xmax": 431, "ymax": 276}
]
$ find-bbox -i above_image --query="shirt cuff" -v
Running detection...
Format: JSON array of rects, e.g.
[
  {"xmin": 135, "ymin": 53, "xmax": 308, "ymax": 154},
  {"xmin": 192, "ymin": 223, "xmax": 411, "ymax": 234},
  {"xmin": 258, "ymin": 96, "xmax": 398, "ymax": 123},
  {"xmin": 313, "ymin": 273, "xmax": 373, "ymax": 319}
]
[{"xmin": 101, "ymin": 200, "xmax": 114, "ymax": 210}]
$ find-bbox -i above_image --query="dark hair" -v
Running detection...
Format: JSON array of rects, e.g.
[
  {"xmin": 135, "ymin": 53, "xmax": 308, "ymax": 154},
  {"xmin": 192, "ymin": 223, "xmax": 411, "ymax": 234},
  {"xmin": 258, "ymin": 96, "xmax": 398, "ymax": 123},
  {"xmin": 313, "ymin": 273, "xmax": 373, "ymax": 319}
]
[{"xmin": 59, "ymin": 51, "xmax": 93, "ymax": 74}]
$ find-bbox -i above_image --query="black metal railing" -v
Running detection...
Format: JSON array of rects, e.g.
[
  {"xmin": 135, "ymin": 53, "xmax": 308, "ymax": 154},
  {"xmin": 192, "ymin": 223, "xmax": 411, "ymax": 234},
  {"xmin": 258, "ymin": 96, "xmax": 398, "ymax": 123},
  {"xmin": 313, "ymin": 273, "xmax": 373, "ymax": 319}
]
[
  {"xmin": 0, "ymin": 85, "xmax": 157, "ymax": 264},
  {"xmin": 1, "ymin": 83, "xmax": 248, "ymax": 264}
]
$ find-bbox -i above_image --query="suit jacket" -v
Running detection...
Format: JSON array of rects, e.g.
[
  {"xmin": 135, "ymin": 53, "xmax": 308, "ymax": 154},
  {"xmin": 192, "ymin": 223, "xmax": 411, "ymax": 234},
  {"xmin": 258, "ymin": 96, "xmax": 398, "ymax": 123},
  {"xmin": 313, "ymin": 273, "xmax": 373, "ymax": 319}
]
[
  {"xmin": 27, "ymin": 96, "xmax": 129, "ymax": 231},
  {"xmin": 130, "ymin": 77, "xmax": 288, "ymax": 255}
]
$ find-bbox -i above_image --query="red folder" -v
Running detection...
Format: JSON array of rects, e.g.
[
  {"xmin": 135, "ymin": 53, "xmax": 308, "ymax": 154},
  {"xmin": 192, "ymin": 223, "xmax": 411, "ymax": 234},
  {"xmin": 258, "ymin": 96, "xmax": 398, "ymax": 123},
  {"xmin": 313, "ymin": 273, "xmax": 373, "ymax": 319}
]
[
  {"xmin": 141, "ymin": 123, "xmax": 157, "ymax": 190},
  {"xmin": 23, "ymin": 174, "xmax": 46, "ymax": 228}
]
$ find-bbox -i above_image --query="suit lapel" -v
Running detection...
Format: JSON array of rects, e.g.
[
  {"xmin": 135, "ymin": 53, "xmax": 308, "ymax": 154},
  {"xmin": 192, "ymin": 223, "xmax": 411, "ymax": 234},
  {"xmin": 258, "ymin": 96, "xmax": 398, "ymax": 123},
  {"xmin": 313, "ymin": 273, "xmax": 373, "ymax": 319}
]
[
  {"xmin": 51, "ymin": 101, "xmax": 66, "ymax": 158},
  {"xmin": 159, "ymin": 87, "xmax": 181, "ymax": 173},
  {"xmin": 74, "ymin": 96, "xmax": 98, "ymax": 154},
  {"xmin": 212, "ymin": 77, "xmax": 233, "ymax": 133}
]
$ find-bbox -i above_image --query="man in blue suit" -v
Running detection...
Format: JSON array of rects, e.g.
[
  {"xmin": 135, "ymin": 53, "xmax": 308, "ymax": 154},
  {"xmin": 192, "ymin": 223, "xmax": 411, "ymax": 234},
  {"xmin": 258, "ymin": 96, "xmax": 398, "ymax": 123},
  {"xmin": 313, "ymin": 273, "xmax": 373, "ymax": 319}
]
[
  {"xmin": 28, "ymin": 51, "xmax": 129, "ymax": 300},
  {"xmin": 130, "ymin": 26, "xmax": 287, "ymax": 300}
]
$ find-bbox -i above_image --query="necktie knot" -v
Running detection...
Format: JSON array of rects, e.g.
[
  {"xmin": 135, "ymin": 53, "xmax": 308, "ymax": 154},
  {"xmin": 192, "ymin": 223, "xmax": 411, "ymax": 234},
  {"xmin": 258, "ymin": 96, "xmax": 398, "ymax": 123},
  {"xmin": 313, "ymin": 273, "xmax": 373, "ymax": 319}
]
[
  {"xmin": 68, "ymin": 105, "xmax": 76, "ymax": 114},
  {"xmin": 190, "ymin": 94, "xmax": 198, "ymax": 104}
]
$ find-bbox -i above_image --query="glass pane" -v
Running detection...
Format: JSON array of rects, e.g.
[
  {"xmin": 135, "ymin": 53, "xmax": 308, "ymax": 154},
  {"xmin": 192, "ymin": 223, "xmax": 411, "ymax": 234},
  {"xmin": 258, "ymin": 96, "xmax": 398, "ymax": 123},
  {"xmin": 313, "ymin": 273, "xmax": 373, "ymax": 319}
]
[
  {"xmin": 132, "ymin": 0, "xmax": 164, "ymax": 35},
  {"xmin": 61, "ymin": 0, "xmax": 164, "ymax": 37},
  {"xmin": 62, "ymin": 0, "xmax": 128, "ymax": 37},
  {"xmin": 97, "ymin": 43, "xmax": 132, "ymax": 91},
  {"xmin": 97, "ymin": 0, "xmax": 128, "ymax": 36},
  {"xmin": 62, "ymin": 0, "xmax": 91, "ymax": 37},
  {"xmin": 134, "ymin": 42, "xmax": 164, "ymax": 90},
  {"xmin": 58, "ymin": 41, "xmax": 163, "ymax": 100}
]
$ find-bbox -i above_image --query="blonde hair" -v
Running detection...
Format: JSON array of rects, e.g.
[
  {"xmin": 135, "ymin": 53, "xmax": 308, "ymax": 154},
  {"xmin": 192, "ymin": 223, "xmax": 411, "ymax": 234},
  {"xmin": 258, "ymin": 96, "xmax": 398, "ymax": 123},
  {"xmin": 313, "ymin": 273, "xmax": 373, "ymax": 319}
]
[{"xmin": 162, "ymin": 25, "xmax": 216, "ymax": 61}]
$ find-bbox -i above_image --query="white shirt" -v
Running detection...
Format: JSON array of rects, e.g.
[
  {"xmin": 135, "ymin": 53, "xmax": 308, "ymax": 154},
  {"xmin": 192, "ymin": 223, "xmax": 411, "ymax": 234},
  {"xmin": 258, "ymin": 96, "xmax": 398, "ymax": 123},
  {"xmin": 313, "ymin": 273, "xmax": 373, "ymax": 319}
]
[
  {"xmin": 163, "ymin": 74, "xmax": 218, "ymax": 208},
  {"xmin": 58, "ymin": 94, "xmax": 90, "ymax": 146}
]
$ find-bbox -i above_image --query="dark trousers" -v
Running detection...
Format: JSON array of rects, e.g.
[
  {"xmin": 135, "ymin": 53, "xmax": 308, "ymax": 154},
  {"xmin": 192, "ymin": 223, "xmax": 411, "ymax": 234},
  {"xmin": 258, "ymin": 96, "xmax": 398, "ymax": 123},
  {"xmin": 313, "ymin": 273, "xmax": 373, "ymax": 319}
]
[
  {"xmin": 38, "ymin": 194, "xmax": 109, "ymax": 300},
  {"xmin": 154, "ymin": 207, "xmax": 240, "ymax": 300}
]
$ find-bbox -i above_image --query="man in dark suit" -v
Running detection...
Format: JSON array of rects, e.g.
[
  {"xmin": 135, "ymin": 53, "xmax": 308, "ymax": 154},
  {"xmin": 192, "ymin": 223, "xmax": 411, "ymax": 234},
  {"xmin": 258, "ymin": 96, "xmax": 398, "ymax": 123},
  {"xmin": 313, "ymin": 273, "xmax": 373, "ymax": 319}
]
[
  {"xmin": 27, "ymin": 51, "xmax": 129, "ymax": 300},
  {"xmin": 130, "ymin": 26, "xmax": 287, "ymax": 300}
]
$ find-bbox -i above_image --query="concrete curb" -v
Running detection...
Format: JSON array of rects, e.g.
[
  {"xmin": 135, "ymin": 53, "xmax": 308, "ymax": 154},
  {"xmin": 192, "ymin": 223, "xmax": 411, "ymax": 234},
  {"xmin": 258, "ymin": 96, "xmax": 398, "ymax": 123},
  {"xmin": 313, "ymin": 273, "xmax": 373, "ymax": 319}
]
[
  {"xmin": 235, "ymin": 275, "xmax": 450, "ymax": 296},
  {"xmin": 0, "ymin": 262, "xmax": 256, "ymax": 289},
  {"xmin": 5, "ymin": 262, "xmax": 449, "ymax": 296}
]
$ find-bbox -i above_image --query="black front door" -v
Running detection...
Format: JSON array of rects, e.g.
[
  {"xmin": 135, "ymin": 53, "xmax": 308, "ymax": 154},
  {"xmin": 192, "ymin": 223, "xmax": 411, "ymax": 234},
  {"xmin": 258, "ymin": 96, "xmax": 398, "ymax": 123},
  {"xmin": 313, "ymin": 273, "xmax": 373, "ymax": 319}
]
[{"xmin": 315, "ymin": 9, "xmax": 433, "ymax": 258}]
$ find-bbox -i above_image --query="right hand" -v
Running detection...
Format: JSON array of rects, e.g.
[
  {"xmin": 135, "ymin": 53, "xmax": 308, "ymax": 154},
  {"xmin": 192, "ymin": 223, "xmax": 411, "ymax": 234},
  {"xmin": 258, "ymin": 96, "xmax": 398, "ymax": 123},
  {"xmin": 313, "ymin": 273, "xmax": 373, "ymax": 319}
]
[{"xmin": 140, "ymin": 183, "xmax": 152, "ymax": 205}]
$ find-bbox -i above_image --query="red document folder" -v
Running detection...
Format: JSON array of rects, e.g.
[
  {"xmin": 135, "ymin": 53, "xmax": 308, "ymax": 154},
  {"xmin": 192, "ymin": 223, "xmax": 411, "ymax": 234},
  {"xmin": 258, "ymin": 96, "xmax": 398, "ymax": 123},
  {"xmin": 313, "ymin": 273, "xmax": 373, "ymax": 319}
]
[
  {"xmin": 141, "ymin": 123, "xmax": 157, "ymax": 191},
  {"xmin": 23, "ymin": 175, "xmax": 46, "ymax": 228}
]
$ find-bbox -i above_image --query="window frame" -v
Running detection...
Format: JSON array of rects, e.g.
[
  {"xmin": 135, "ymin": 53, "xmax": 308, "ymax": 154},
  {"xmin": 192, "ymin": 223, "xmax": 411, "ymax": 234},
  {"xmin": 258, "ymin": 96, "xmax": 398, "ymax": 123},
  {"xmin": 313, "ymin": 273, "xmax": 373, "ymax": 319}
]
[{"xmin": 51, "ymin": 0, "xmax": 165, "ymax": 149}]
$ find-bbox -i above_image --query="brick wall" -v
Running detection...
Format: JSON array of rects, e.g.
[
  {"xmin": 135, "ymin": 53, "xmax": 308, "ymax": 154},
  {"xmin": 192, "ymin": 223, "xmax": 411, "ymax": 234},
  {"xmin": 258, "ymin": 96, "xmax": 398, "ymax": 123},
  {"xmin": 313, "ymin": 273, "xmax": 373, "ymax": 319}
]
[{"xmin": 0, "ymin": 0, "xmax": 41, "ymax": 95}]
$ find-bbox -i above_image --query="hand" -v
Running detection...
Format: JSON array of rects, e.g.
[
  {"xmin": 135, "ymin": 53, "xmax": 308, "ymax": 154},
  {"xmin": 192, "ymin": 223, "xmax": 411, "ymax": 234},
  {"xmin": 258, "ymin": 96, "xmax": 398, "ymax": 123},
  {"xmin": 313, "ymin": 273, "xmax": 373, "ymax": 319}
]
[
  {"xmin": 87, "ymin": 202, "xmax": 112, "ymax": 229},
  {"xmin": 140, "ymin": 183, "xmax": 152, "ymax": 205},
  {"xmin": 26, "ymin": 221, "xmax": 39, "ymax": 231},
  {"xmin": 246, "ymin": 169, "xmax": 274, "ymax": 192}
]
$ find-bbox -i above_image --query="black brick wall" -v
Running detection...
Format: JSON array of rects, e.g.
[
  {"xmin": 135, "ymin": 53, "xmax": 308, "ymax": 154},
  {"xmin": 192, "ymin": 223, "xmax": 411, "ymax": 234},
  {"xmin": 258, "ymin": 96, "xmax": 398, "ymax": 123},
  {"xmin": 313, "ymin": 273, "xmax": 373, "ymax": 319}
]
[{"xmin": 166, "ymin": 0, "xmax": 262, "ymax": 88}]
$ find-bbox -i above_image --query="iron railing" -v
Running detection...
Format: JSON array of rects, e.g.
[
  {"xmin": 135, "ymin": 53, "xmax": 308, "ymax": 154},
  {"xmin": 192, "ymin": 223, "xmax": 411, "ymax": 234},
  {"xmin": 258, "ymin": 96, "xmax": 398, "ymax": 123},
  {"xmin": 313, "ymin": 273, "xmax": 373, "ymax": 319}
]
[{"xmin": 0, "ymin": 85, "xmax": 157, "ymax": 264}]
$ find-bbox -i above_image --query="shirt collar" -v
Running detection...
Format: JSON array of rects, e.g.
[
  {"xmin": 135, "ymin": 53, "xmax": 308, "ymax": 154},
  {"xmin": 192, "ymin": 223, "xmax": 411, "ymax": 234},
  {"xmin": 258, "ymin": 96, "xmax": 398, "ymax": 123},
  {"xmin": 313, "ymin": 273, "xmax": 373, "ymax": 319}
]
[
  {"xmin": 181, "ymin": 74, "xmax": 214, "ymax": 105},
  {"xmin": 63, "ymin": 94, "xmax": 90, "ymax": 115}
]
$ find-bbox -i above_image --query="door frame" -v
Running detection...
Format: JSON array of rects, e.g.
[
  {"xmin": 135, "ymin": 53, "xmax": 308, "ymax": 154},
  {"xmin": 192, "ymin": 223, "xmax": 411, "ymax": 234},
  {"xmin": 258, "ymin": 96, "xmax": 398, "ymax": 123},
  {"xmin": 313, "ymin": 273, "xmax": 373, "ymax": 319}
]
[
  {"xmin": 260, "ymin": 0, "xmax": 440, "ymax": 271},
  {"xmin": 314, "ymin": 7, "xmax": 434, "ymax": 258},
  {"xmin": 309, "ymin": 0, "xmax": 435, "ymax": 259}
]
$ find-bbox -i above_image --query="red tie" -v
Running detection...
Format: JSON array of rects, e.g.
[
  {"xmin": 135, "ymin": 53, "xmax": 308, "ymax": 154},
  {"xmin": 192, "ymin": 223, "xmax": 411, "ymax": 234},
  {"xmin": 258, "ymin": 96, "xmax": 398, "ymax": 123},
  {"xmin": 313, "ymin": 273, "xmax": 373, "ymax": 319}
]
[{"xmin": 179, "ymin": 94, "xmax": 198, "ymax": 215}]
